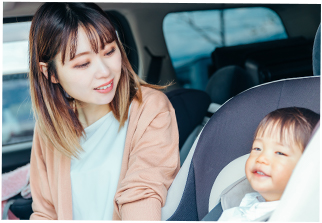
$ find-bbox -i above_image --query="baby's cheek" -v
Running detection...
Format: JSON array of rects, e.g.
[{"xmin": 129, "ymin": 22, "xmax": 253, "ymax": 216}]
[
  {"xmin": 274, "ymin": 165, "xmax": 294, "ymax": 187},
  {"xmin": 245, "ymin": 158, "xmax": 252, "ymax": 179}
]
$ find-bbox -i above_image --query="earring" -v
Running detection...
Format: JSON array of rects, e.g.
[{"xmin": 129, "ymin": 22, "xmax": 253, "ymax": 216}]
[{"xmin": 73, "ymin": 100, "xmax": 77, "ymax": 113}]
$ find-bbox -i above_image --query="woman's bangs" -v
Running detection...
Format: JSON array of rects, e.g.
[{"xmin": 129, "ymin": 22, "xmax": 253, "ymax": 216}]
[
  {"xmin": 60, "ymin": 24, "xmax": 78, "ymax": 65},
  {"xmin": 67, "ymin": 22, "xmax": 116, "ymax": 62},
  {"xmin": 58, "ymin": 8, "xmax": 117, "ymax": 64}
]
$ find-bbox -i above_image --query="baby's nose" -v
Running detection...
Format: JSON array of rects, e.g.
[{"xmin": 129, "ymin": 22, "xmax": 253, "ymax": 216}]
[{"xmin": 256, "ymin": 153, "xmax": 270, "ymax": 164}]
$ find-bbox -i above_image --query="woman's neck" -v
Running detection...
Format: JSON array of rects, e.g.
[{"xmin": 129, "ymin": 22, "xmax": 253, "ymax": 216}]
[{"xmin": 76, "ymin": 101, "xmax": 111, "ymax": 128}]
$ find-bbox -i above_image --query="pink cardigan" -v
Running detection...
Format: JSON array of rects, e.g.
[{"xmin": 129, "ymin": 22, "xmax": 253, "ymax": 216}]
[{"xmin": 29, "ymin": 86, "xmax": 180, "ymax": 220}]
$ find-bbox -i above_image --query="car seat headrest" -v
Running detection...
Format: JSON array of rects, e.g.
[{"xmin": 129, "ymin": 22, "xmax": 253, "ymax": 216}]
[
  {"xmin": 206, "ymin": 65, "xmax": 257, "ymax": 104},
  {"xmin": 208, "ymin": 154, "xmax": 249, "ymax": 211},
  {"xmin": 313, "ymin": 24, "xmax": 321, "ymax": 76},
  {"xmin": 220, "ymin": 176, "xmax": 256, "ymax": 211}
]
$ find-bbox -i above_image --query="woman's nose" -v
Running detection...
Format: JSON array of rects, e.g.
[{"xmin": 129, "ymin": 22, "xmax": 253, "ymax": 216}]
[{"xmin": 95, "ymin": 57, "xmax": 110, "ymax": 78}]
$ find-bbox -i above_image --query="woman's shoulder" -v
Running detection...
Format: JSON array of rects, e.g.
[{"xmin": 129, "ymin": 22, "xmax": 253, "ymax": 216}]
[
  {"xmin": 140, "ymin": 86, "xmax": 172, "ymax": 111},
  {"xmin": 129, "ymin": 86, "xmax": 174, "ymax": 122},
  {"xmin": 141, "ymin": 86, "xmax": 167, "ymax": 98}
]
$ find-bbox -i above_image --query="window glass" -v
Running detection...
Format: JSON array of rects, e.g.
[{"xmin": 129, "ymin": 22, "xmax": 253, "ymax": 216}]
[
  {"xmin": 2, "ymin": 22, "xmax": 34, "ymax": 145},
  {"xmin": 163, "ymin": 7, "xmax": 287, "ymax": 90}
]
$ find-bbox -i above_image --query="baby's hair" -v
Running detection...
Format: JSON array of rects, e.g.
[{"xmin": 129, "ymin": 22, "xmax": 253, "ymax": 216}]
[{"xmin": 254, "ymin": 107, "xmax": 319, "ymax": 151}]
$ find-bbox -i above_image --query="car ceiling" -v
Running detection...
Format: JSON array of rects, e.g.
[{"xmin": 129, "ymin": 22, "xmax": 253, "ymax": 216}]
[
  {"xmin": 3, "ymin": 2, "xmax": 320, "ymax": 39},
  {"xmin": 3, "ymin": 2, "xmax": 321, "ymax": 89}
]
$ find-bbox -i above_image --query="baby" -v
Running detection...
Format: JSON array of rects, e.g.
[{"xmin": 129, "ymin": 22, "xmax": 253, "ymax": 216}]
[{"xmin": 219, "ymin": 107, "xmax": 319, "ymax": 221}]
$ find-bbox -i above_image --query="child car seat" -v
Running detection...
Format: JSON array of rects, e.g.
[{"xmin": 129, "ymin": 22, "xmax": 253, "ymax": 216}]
[{"xmin": 162, "ymin": 76, "xmax": 320, "ymax": 221}]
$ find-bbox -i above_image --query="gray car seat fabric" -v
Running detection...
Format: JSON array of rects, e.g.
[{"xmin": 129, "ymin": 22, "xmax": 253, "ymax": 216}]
[
  {"xmin": 220, "ymin": 176, "xmax": 256, "ymax": 211},
  {"xmin": 166, "ymin": 88, "xmax": 211, "ymax": 150},
  {"xmin": 202, "ymin": 176, "xmax": 255, "ymax": 221},
  {"xmin": 162, "ymin": 130, "xmax": 203, "ymax": 220},
  {"xmin": 313, "ymin": 24, "xmax": 321, "ymax": 76},
  {"xmin": 206, "ymin": 65, "xmax": 258, "ymax": 104},
  {"xmin": 168, "ymin": 76, "xmax": 320, "ymax": 221}
]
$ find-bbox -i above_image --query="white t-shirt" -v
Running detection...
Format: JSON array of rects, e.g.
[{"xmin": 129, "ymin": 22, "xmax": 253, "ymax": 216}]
[
  {"xmin": 70, "ymin": 108, "xmax": 130, "ymax": 220},
  {"xmin": 219, "ymin": 192, "xmax": 280, "ymax": 221}
]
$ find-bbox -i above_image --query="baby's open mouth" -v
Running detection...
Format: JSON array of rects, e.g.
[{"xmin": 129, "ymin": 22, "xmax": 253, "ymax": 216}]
[{"xmin": 253, "ymin": 170, "xmax": 270, "ymax": 177}]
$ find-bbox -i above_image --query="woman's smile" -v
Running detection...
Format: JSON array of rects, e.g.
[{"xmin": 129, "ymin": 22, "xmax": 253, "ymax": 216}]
[{"xmin": 94, "ymin": 79, "xmax": 114, "ymax": 93}]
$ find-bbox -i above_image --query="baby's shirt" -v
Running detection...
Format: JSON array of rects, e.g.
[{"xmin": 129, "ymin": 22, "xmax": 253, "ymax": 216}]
[{"xmin": 218, "ymin": 192, "xmax": 280, "ymax": 221}]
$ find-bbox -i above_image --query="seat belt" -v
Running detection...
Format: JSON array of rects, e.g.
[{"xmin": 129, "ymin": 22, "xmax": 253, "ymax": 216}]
[
  {"xmin": 201, "ymin": 202, "xmax": 223, "ymax": 221},
  {"xmin": 145, "ymin": 47, "xmax": 165, "ymax": 85}
]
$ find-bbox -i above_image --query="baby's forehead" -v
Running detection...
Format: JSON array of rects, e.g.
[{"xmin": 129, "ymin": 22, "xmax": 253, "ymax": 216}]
[{"xmin": 256, "ymin": 122, "xmax": 303, "ymax": 151}]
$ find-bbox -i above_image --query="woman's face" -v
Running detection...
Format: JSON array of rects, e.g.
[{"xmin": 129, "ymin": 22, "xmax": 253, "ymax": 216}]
[{"xmin": 55, "ymin": 27, "xmax": 122, "ymax": 107}]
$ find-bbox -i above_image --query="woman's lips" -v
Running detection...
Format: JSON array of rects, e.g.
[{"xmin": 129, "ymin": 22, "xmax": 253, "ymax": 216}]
[
  {"xmin": 94, "ymin": 79, "xmax": 113, "ymax": 90},
  {"xmin": 94, "ymin": 79, "xmax": 114, "ymax": 93}
]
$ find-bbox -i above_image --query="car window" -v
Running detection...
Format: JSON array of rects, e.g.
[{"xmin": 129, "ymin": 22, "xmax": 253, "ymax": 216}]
[
  {"xmin": 163, "ymin": 7, "xmax": 288, "ymax": 90},
  {"xmin": 2, "ymin": 21, "xmax": 34, "ymax": 146}
]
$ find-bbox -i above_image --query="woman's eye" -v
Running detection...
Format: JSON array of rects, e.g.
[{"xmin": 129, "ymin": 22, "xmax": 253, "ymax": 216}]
[
  {"xmin": 105, "ymin": 48, "xmax": 116, "ymax": 56},
  {"xmin": 74, "ymin": 62, "xmax": 90, "ymax": 69},
  {"xmin": 276, "ymin": 151, "xmax": 287, "ymax": 156}
]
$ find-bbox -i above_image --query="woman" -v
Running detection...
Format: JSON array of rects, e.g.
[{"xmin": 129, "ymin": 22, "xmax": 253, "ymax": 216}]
[{"xmin": 29, "ymin": 3, "xmax": 180, "ymax": 220}]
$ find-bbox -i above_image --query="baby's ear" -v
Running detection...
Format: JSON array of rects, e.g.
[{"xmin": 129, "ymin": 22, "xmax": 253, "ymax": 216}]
[{"xmin": 39, "ymin": 62, "xmax": 59, "ymax": 83}]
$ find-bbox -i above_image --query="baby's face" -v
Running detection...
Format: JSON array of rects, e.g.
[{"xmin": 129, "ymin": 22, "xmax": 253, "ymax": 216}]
[{"xmin": 245, "ymin": 131, "xmax": 303, "ymax": 201}]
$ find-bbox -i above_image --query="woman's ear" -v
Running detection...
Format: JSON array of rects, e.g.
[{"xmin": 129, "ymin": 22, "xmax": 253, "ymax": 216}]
[{"xmin": 39, "ymin": 62, "xmax": 59, "ymax": 83}]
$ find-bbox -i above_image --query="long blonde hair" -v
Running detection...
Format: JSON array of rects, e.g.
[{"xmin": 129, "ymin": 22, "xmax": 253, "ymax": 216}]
[{"xmin": 29, "ymin": 3, "xmax": 164, "ymax": 158}]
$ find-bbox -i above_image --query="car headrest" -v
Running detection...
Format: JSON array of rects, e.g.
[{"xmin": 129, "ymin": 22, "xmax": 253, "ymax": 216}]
[
  {"xmin": 166, "ymin": 88, "xmax": 211, "ymax": 149},
  {"xmin": 206, "ymin": 65, "xmax": 258, "ymax": 104},
  {"xmin": 313, "ymin": 24, "xmax": 321, "ymax": 76}
]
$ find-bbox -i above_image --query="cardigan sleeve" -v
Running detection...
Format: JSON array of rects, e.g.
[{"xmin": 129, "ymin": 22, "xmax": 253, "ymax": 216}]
[
  {"xmin": 114, "ymin": 90, "xmax": 180, "ymax": 220},
  {"xmin": 29, "ymin": 124, "xmax": 58, "ymax": 220}
]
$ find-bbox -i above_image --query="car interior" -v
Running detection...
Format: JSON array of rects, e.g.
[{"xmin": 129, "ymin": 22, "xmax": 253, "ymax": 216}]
[{"xmin": 2, "ymin": 2, "xmax": 321, "ymax": 220}]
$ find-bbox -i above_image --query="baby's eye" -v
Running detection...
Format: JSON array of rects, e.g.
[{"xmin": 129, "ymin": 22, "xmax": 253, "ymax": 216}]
[
  {"xmin": 276, "ymin": 151, "xmax": 286, "ymax": 156},
  {"xmin": 252, "ymin": 147, "xmax": 261, "ymax": 151}
]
